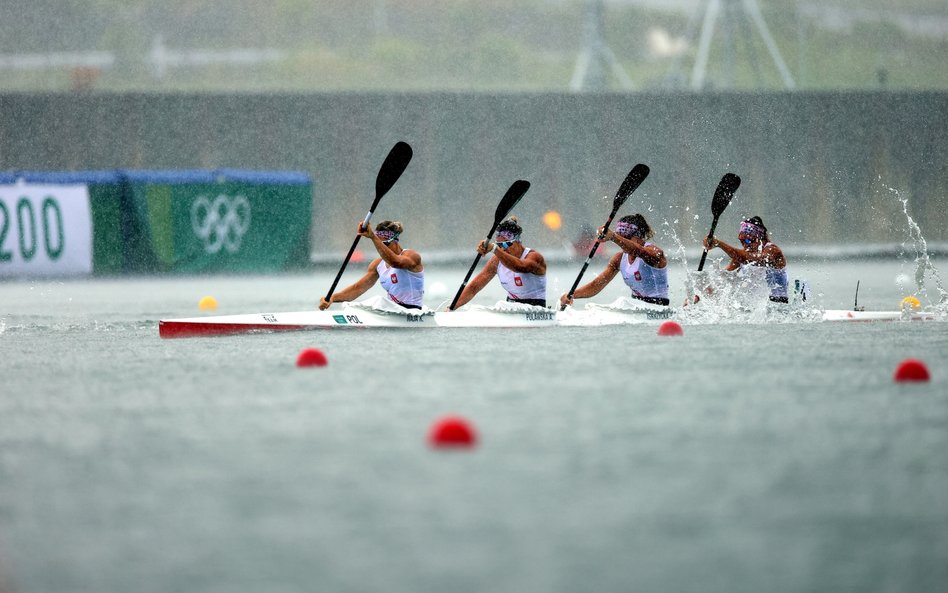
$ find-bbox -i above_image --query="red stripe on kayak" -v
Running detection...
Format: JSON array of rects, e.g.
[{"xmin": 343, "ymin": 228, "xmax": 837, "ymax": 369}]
[{"xmin": 159, "ymin": 321, "xmax": 308, "ymax": 339}]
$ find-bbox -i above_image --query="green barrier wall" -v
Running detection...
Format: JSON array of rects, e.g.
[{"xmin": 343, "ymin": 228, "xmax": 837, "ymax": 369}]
[
  {"xmin": 90, "ymin": 182, "xmax": 125, "ymax": 274},
  {"xmin": 7, "ymin": 170, "xmax": 312, "ymax": 275},
  {"xmin": 122, "ymin": 171, "xmax": 312, "ymax": 274}
]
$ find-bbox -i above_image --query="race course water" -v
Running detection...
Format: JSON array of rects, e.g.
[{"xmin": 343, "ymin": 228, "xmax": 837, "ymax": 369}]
[{"xmin": 1, "ymin": 259, "xmax": 946, "ymax": 593}]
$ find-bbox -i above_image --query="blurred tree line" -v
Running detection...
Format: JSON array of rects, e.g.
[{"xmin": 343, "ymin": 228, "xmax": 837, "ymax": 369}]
[{"xmin": 0, "ymin": 0, "xmax": 946, "ymax": 91}]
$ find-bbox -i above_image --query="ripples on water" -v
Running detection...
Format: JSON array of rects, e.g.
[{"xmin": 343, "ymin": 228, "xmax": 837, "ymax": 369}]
[{"xmin": 1, "ymin": 253, "xmax": 946, "ymax": 593}]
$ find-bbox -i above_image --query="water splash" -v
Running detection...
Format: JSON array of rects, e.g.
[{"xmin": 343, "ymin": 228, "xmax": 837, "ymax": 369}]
[
  {"xmin": 660, "ymin": 218, "xmax": 696, "ymax": 301},
  {"xmin": 887, "ymin": 183, "xmax": 947, "ymax": 307},
  {"xmin": 675, "ymin": 267, "xmax": 820, "ymax": 325}
]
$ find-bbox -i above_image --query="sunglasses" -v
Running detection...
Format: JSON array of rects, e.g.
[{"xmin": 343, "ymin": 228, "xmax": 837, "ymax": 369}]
[
  {"xmin": 497, "ymin": 240, "xmax": 514, "ymax": 249},
  {"xmin": 741, "ymin": 237, "xmax": 754, "ymax": 245}
]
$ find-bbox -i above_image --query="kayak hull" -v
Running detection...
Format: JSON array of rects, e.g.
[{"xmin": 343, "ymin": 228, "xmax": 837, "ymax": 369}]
[
  {"xmin": 158, "ymin": 303, "xmax": 665, "ymax": 337},
  {"xmin": 158, "ymin": 305, "xmax": 940, "ymax": 338},
  {"xmin": 821, "ymin": 309, "xmax": 938, "ymax": 322}
]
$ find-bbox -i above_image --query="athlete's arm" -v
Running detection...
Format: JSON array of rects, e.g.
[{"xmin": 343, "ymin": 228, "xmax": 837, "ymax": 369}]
[
  {"xmin": 452, "ymin": 257, "xmax": 499, "ymax": 309},
  {"xmin": 561, "ymin": 253, "xmax": 620, "ymax": 307},
  {"xmin": 369, "ymin": 234, "xmax": 422, "ymax": 271},
  {"xmin": 493, "ymin": 248, "xmax": 546, "ymax": 275},
  {"xmin": 609, "ymin": 233, "xmax": 666, "ymax": 268},
  {"xmin": 318, "ymin": 259, "xmax": 381, "ymax": 309}
]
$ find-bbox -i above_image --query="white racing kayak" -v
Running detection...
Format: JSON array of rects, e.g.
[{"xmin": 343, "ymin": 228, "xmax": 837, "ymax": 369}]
[
  {"xmin": 159, "ymin": 296, "xmax": 436, "ymax": 338},
  {"xmin": 158, "ymin": 297, "xmax": 941, "ymax": 338},
  {"xmin": 821, "ymin": 309, "xmax": 939, "ymax": 322},
  {"xmin": 158, "ymin": 308, "xmax": 438, "ymax": 338},
  {"xmin": 559, "ymin": 297, "xmax": 673, "ymax": 326},
  {"xmin": 158, "ymin": 296, "xmax": 671, "ymax": 338}
]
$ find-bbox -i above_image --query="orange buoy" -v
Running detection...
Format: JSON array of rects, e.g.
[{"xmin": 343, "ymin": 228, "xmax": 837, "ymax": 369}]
[
  {"xmin": 894, "ymin": 359, "xmax": 929, "ymax": 383},
  {"xmin": 198, "ymin": 295, "xmax": 218, "ymax": 311},
  {"xmin": 428, "ymin": 416, "xmax": 477, "ymax": 448},
  {"xmin": 296, "ymin": 348, "xmax": 328, "ymax": 368}
]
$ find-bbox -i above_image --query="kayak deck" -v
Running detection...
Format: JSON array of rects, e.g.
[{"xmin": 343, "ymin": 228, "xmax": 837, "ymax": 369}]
[
  {"xmin": 158, "ymin": 300, "xmax": 669, "ymax": 338},
  {"xmin": 158, "ymin": 302, "xmax": 942, "ymax": 338}
]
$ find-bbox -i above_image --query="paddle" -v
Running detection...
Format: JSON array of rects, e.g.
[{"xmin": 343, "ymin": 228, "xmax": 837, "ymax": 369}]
[
  {"xmin": 324, "ymin": 141, "xmax": 413, "ymax": 303},
  {"xmin": 448, "ymin": 180, "xmax": 531, "ymax": 310},
  {"xmin": 696, "ymin": 173, "xmax": 741, "ymax": 272},
  {"xmin": 560, "ymin": 164, "xmax": 651, "ymax": 310}
]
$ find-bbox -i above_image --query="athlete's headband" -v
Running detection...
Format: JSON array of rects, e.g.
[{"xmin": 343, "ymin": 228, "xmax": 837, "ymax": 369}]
[
  {"xmin": 739, "ymin": 221, "xmax": 765, "ymax": 240},
  {"xmin": 615, "ymin": 221, "xmax": 640, "ymax": 238},
  {"xmin": 496, "ymin": 230, "xmax": 521, "ymax": 243},
  {"xmin": 376, "ymin": 229, "xmax": 399, "ymax": 243}
]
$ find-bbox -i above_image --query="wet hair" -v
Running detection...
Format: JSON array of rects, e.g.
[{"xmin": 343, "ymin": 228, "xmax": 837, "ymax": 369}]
[
  {"xmin": 742, "ymin": 216, "xmax": 769, "ymax": 242},
  {"xmin": 617, "ymin": 213, "xmax": 654, "ymax": 240},
  {"xmin": 375, "ymin": 220, "xmax": 404, "ymax": 235},
  {"xmin": 496, "ymin": 217, "xmax": 522, "ymax": 237}
]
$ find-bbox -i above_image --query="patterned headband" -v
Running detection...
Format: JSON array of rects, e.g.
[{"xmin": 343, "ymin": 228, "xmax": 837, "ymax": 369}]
[
  {"xmin": 739, "ymin": 221, "xmax": 765, "ymax": 240},
  {"xmin": 615, "ymin": 221, "xmax": 640, "ymax": 238},
  {"xmin": 376, "ymin": 229, "xmax": 399, "ymax": 243},
  {"xmin": 496, "ymin": 230, "xmax": 521, "ymax": 243}
]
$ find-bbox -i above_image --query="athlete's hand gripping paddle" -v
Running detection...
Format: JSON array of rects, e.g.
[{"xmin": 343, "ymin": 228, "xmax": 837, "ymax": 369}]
[
  {"xmin": 561, "ymin": 164, "xmax": 650, "ymax": 310},
  {"xmin": 696, "ymin": 173, "xmax": 741, "ymax": 272},
  {"xmin": 324, "ymin": 141, "xmax": 413, "ymax": 304},
  {"xmin": 448, "ymin": 180, "xmax": 531, "ymax": 310}
]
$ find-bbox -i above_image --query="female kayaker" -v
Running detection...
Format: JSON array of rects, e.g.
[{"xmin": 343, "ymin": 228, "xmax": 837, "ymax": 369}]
[
  {"xmin": 700, "ymin": 215, "xmax": 788, "ymax": 303},
  {"xmin": 559, "ymin": 213, "xmax": 669, "ymax": 308},
  {"xmin": 452, "ymin": 217, "xmax": 548, "ymax": 308},
  {"xmin": 319, "ymin": 220, "xmax": 425, "ymax": 310}
]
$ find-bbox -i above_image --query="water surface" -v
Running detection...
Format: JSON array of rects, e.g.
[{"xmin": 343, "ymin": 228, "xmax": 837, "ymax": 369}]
[{"xmin": 1, "ymin": 260, "xmax": 946, "ymax": 593}]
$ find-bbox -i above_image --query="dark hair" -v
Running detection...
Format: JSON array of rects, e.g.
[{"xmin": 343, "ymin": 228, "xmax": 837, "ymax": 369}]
[
  {"xmin": 618, "ymin": 213, "xmax": 654, "ymax": 240},
  {"xmin": 743, "ymin": 216, "xmax": 769, "ymax": 242},
  {"xmin": 375, "ymin": 220, "xmax": 403, "ymax": 235},
  {"xmin": 496, "ymin": 217, "xmax": 522, "ymax": 236}
]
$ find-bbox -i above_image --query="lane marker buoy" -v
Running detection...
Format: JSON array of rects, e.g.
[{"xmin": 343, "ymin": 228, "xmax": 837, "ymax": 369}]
[
  {"xmin": 900, "ymin": 296, "xmax": 921, "ymax": 310},
  {"xmin": 198, "ymin": 295, "xmax": 218, "ymax": 311},
  {"xmin": 428, "ymin": 416, "xmax": 477, "ymax": 448},
  {"xmin": 657, "ymin": 320, "xmax": 683, "ymax": 336},
  {"xmin": 296, "ymin": 348, "xmax": 328, "ymax": 368},
  {"xmin": 894, "ymin": 359, "xmax": 929, "ymax": 383}
]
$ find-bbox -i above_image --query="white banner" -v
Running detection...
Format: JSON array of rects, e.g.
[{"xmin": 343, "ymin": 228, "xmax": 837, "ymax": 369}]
[{"xmin": 0, "ymin": 183, "xmax": 93, "ymax": 277}]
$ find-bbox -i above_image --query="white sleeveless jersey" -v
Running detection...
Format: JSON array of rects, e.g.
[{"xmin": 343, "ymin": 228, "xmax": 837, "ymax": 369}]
[
  {"xmin": 765, "ymin": 267, "xmax": 789, "ymax": 299},
  {"xmin": 497, "ymin": 247, "xmax": 546, "ymax": 301},
  {"xmin": 376, "ymin": 260, "xmax": 424, "ymax": 307},
  {"xmin": 739, "ymin": 243, "xmax": 788, "ymax": 300},
  {"xmin": 619, "ymin": 244, "xmax": 668, "ymax": 300}
]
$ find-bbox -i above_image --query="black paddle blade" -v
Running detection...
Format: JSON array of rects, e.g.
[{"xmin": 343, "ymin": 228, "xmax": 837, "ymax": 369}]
[
  {"xmin": 373, "ymin": 141, "xmax": 413, "ymax": 208},
  {"xmin": 711, "ymin": 173, "xmax": 741, "ymax": 218},
  {"xmin": 494, "ymin": 179, "xmax": 530, "ymax": 222},
  {"xmin": 614, "ymin": 163, "xmax": 650, "ymax": 208}
]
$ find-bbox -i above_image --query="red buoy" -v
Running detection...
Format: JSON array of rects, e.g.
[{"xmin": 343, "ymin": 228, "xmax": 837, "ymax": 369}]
[
  {"xmin": 657, "ymin": 320, "xmax": 684, "ymax": 336},
  {"xmin": 428, "ymin": 416, "xmax": 477, "ymax": 448},
  {"xmin": 894, "ymin": 358, "xmax": 930, "ymax": 382},
  {"xmin": 296, "ymin": 347, "xmax": 328, "ymax": 368}
]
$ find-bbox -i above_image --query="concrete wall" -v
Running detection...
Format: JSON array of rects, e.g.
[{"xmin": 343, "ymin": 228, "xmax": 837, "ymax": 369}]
[{"xmin": 2, "ymin": 91, "xmax": 946, "ymax": 252}]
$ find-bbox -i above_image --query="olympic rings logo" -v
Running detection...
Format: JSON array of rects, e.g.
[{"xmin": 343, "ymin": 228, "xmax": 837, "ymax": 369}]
[{"xmin": 190, "ymin": 194, "xmax": 252, "ymax": 254}]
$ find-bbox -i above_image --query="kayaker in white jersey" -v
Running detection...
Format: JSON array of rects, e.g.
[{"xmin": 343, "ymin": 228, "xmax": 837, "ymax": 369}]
[
  {"xmin": 319, "ymin": 220, "xmax": 425, "ymax": 310},
  {"xmin": 559, "ymin": 213, "xmax": 669, "ymax": 308},
  {"xmin": 453, "ymin": 217, "xmax": 548, "ymax": 308},
  {"xmin": 700, "ymin": 215, "xmax": 789, "ymax": 303}
]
